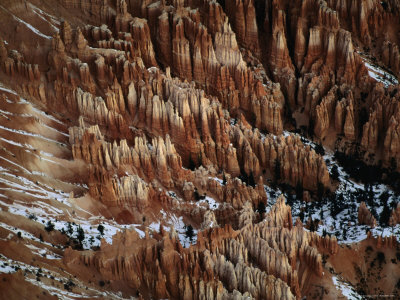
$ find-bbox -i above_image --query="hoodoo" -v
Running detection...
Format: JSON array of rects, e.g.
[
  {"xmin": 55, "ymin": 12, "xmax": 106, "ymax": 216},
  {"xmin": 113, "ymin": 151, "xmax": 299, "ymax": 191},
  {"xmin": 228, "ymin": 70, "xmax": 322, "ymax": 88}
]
[{"xmin": 0, "ymin": 0, "xmax": 400, "ymax": 299}]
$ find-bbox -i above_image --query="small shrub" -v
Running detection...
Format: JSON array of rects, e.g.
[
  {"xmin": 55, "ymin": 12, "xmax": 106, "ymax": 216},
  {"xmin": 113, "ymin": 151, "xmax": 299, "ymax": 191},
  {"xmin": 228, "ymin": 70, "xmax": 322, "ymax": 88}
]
[
  {"xmin": 97, "ymin": 224, "xmax": 104, "ymax": 236},
  {"xmin": 77, "ymin": 226, "xmax": 85, "ymax": 247},
  {"xmin": 45, "ymin": 220, "xmax": 55, "ymax": 232},
  {"xmin": 377, "ymin": 252, "xmax": 386, "ymax": 264},
  {"xmin": 185, "ymin": 225, "xmax": 194, "ymax": 242},
  {"xmin": 257, "ymin": 202, "xmax": 266, "ymax": 214},
  {"xmin": 314, "ymin": 144, "xmax": 325, "ymax": 156},
  {"xmin": 28, "ymin": 214, "xmax": 37, "ymax": 221},
  {"xmin": 330, "ymin": 165, "xmax": 340, "ymax": 181}
]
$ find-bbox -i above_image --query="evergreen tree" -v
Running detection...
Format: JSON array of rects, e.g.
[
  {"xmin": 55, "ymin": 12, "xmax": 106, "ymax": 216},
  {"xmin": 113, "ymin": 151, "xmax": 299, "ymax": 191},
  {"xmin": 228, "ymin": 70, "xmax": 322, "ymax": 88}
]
[
  {"xmin": 286, "ymin": 192, "xmax": 294, "ymax": 206},
  {"xmin": 45, "ymin": 220, "xmax": 55, "ymax": 232},
  {"xmin": 390, "ymin": 157, "xmax": 397, "ymax": 173},
  {"xmin": 274, "ymin": 159, "xmax": 281, "ymax": 183},
  {"xmin": 296, "ymin": 181, "xmax": 303, "ymax": 200},
  {"xmin": 330, "ymin": 165, "xmax": 340, "ymax": 181},
  {"xmin": 257, "ymin": 201, "xmax": 266, "ymax": 215},
  {"xmin": 97, "ymin": 224, "xmax": 105, "ymax": 236},
  {"xmin": 314, "ymin": 143, "xmax": 325, "ymax": 156},
  {"xmin": 67, "ymin": 222, "xmax": 74, "ymax": 235},
  {"xmin": 248, "ymin": 172, "xmax": 256, "ymax": 188},
  {"xmin": 379, "ymin": 191, "xmax": 390, "ymax": 207},
  {"xmin": 77, "ymin": 226, "xmax": 85, "ymax": 247},
  {"xmin": 299, "ymin": 210, "xmax": 304, "ymax": 222},
  {"xmin": 317, "ymin": 182, "xmax": 325, "ymax": 201},
  {"xmin": 380, "ymin": 204, "xmax": 391, "ymax": 226},
  {"xmin": 198, "ymin": 152, "xmax": 203, "ymax": 167},
  {"xmin": 309, "ymin": 219, "xmax": 316, "ymax": 232},
  {"xmin": 185, "ymin": 225, "xmax": 194, "ymax": 242},
  {"xmin": 239, "ymin": 169, "xmax": 249, "ymax": 185},
  {"xmin": 188, "ymin": 154, "xmax": 196, "ymax": 171},
  {"xmin": 331, "ymin": 193, "xmax": 342, "ymax": 217}
]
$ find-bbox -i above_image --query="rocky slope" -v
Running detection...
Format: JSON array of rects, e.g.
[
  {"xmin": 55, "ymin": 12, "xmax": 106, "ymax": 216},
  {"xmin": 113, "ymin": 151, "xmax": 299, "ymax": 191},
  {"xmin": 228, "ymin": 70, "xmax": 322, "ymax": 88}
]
[{"xmin": 0, "ymin": 0, "xmax": 400, "ymax": 299}]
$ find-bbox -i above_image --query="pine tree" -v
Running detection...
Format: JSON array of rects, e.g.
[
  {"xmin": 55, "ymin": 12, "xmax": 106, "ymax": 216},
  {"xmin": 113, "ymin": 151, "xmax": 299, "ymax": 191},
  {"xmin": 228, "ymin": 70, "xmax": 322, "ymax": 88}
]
[
  {"xmin": 315, "ymin": 143, "xmax": 325, "ymax": 156},
  {"xmin": 248, "ymin": 172, "xmax": 256, "ymax": 187},
  {"xmin": 330, "ymin": 165, "xmax": 340, "ymax": 181},
  {"xmin": 67, "ymin": 222, "xmax": 73, "ymax": 235},
  {"xmin": 185, "ymin": 225, "xmax": 194, "ymax": 242},
  {"xmin": 45, "ymin": 220, "xmax": 55, "ymax": 232},
  {"xmin": 77, "ymin": 226, "xmax": 85, "ymax": 247},
  {"xmin": 188, "ymin": 154, "xmax": 196, "ymax": 171},
  {"xmin": 317, "ymin": 182, "xmax": 324, "ymax": 201},
  {"xmin": 309, "ymin": 219, "xmax": 316, "ymax": 232},
  {"xmin": 296, "ymin": 181, "xmax": 303, "ymax": 200},
  {"xmin": 97, "ymin": 224, "xmax": 105, "ymax": 236},
  {"xmin": 342, "ymin": 227, "xmax": 347, "ymax": 240},
  {"xmin": 286, "ymin": 192, "xmax": 294, "ymax": 206},
  {"xmin": 257, "ymin": 201, "xmax": 266, "ymax": 215},
  {"xmin": 299, "ymin": 210, "xmax": 304, "ymax": 222},
  {"xmin": 380, "ymin": 204, "xmax": 391, "ymax": 226},
  {"xmin": 274, "ymin": 159, "xmax": 281, "ymax": 183}
]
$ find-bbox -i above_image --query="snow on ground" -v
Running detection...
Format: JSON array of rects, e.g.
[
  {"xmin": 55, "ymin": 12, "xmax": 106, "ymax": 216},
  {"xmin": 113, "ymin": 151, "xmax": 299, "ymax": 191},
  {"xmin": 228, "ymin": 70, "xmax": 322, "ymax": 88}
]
[
  {"xmin": 197, "ymin": 195, "xmax": 219, "ymax": 210},
  {"xmin": 0, "ymin": 136, "xmax": 35, "ymax": 149},
  {"xmin": 29, "ymin": 3, "xmax": 60, "ymax": 31},
  {"xmin": 0, "ymin": 124, "xmax": 66, "ymax": 146},
  {"xmin": 18, "ymin": 98, "xmax": 66, "ymax": 126},
  {"xmin": 0, "ymin": 84, "xmax": 145, "ymax": 250},
  {"xmin": 357, "ymin": 52, "xmax": 399, "ymax": 87},
  {"xmin": 318, "ymin": 147, "xmax": 400, "ymax": 243},
  {"xmin": 25, "ymin": 244, "xmax": 62, "ymax": 260},
  {"xmin": 264, "ymin": 184, "xmax": 279, "ymax": 213},
  {"xmin": 332, "ymin": 276, "xmax": 363, "ymax": 300},
  {"xmin": 269, "ymin": 131, "xmax": 400, "ymax": 244},
  {"xmin": 0, "ymin": 196, "xmax": 145, "ymax": 249},
  {"xmin": 0, "ymin": 85, "xmax": 17, "ymax": 95},
  {"xmin": 209, "ymin": 176, "xmax": 224, "ymax": 185},
  {"xmin": 0, "ymin": 253, "xmax": 130, "ymax": 299},
  {"xmin": 364, "ymin": 61, "xmax": 399, "ymax": 87},
  {"xmin": 0, "ymin": 168, "xmax": 70, "ymax": 206},
  {"xmin": 0, "ymin": 5, "xmax": 52, "ymax": 39},
  {"xmin": 149, "ymin": 210, "xmax": 198, "ymax": 248}
]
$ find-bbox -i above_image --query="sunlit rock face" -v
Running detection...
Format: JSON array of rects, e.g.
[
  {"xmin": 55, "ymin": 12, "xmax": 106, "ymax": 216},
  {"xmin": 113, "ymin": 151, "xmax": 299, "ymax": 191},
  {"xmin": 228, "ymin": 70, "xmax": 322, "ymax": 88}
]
[{"xmin": 0, "ymin": 0, "xmax": 400, "ymax": 299}]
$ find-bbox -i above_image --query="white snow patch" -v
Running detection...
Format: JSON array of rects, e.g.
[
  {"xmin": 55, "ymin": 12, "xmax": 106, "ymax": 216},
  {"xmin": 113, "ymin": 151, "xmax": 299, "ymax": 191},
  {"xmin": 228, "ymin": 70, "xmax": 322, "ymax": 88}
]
[
  {"xmin": 209, "ymin": 176, "xmax": 224, "ymax": 185},
  {"xmin": 332, "ymin": 276, "xmax": 363, "ymax": 300},
  {"xmin": 29, "ymin": 3, "xmax": 60, "ymax": 31},
  {"xmin": 0, "ymin": 5, "xmax": 52, "ymax": 39},
  {"xmin": 0, "ymin": 85, "xmax": 17, "ymax": 95},
  {"xmin": 0, "ymin": 124, "xmax": 65, "ymax": 145},
  {"xmin": 360, "ymin": 56, "xmax": 399, "ymax": 87},
  {"xmin": 198, "ymin": 196, "xmax": 219, "ymax": 210}
]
